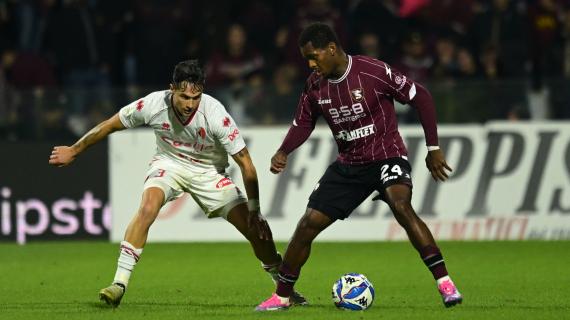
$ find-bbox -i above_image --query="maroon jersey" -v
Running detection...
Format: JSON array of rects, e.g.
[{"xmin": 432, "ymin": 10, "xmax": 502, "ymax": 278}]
[{"xmin": 279, "ymin": 55, "xmax": 439, "ymax": 165}]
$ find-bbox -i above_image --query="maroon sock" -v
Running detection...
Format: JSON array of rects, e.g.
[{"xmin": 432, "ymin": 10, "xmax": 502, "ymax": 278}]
[
  {"xmin": 420, "ymin": 245, "xmax": 449, "ymax": 280},
  {"xmin": 275, "ymin": 263, "xmax": 299, "ymax": 298}
]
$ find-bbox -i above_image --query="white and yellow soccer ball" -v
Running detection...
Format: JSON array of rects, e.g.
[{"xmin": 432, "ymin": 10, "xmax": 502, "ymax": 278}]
[{"xmin": 332, "ymin": 273, "xmax": 375, "ymax": 310}]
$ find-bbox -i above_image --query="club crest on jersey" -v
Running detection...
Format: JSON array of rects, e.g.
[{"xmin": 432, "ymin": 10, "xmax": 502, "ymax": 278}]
[
  {"xmin": 350, "ymin": 88, "xmax": 364, "ymax": 102},
  {"xmin": 161, "ymin": 122, "xmax": 171, "ymax": 131},
  {"xmin": 223, "ymin": 117, "xmax": 231, "ymax": 127},
  {"xmin": 197, "ymin": 127, "xmax": 206, "ymax": 139},
  {"xmin": 136, "ymin": 100, "xmax": 144, "ymax": 111}
]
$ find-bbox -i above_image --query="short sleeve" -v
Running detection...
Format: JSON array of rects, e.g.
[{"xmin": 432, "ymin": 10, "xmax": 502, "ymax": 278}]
[
  {"xmin": 119, "ymin": 96, "xmax": 151, "ymax": 128},
  {"xmin": 210, "ymin": 108, "xmax": 246, "ymax": 155}
]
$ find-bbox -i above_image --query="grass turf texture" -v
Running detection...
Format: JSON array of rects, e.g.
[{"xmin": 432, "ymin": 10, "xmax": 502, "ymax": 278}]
[{"xmin": 0, "ymin": 241, "xmax": 569, "ymax": 319}]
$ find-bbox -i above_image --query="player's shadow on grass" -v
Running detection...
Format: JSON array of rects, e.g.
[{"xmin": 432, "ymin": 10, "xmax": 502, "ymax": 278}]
[
  {"xmin": 88, "ymin": 302, "xmax": 116, "ymax": 310},
  {"xmin": 87, "ymin": 301, "xmax": 256, "ymax": 309}
]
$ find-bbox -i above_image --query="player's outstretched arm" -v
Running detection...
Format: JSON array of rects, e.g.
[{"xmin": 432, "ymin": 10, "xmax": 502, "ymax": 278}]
[
  {"xmin": 48, "ymin": 113, "xmax": 126, "ymax": 167},
  {"xmin": 232, "ymin": 147, "xmax": 271, "ymax": 240},
  {"xmin": 425, "ymin": 148, "xmax": 453, "ymax": 182}
]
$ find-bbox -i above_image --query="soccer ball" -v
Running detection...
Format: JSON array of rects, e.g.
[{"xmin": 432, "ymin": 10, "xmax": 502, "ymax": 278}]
[{"xmin": 332, "ymin": 273, "xmax": 375, "ymax": 311}]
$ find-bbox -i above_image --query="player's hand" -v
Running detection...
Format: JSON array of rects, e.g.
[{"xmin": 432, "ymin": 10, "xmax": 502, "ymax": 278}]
[
  {"xmin": 49, "ymin": 146, "xmax": 78, "ymax": 167},
  {"xmin": 270, "ymin": 150, "xmax": 288, "ymax": 174},
  {"xmin": 425, "ymin": 149, "xmax": 452, "ymax": 182},
  {"xmin": 247, "ymin": 211, "xmax": 272, "ymax": 241}
]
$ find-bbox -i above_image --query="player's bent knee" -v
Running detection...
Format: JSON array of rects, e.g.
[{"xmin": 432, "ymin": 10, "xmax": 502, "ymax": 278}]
[
  {"xmin": 391, "ymin": 199, "xmax": 414, "ymax": 216},
  {"xmin": 137, "ymin": 204, "xmax": 160, "ymax": 225},
  {"xmin": 298, "ymin": 214, "xmax": 319, "ymax": 231},
  {"xmin": 295, "ymin": 209, "xmax": 329, "ymax": 240}
]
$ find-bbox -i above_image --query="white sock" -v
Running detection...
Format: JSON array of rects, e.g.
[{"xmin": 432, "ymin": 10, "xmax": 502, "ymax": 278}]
[
  {"xmin": 436, "ymin": 275, "xmax": 451, "ymax": 285},
  {"xmin": 276, "ymin": 294, "xmax": 290, "ymax": 303},
  {"xmin": 265, "ymin": 265, "xmax": 280, "ymax": 284},
  {"xmin": 262, "ymin": 253, "xmax": 282, "ymax": 285},
  {"xmin": 113, "ymin": 241, "xmax": 143, "ymax": 287}
]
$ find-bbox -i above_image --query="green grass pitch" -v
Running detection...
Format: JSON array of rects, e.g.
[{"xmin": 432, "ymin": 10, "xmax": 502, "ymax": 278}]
[{"xmin": 1, "ymin": 241, "xmax": 569, "ymax": 319}]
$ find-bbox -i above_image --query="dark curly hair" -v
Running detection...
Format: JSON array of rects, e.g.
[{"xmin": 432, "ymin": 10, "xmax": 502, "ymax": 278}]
[
  {"xmin": 298, "ymin": 22, "xmax": 340, "ymax": 49},
  {"xmin": 172, "ymin": 59, "xmax": 206, "ymax": 90}
]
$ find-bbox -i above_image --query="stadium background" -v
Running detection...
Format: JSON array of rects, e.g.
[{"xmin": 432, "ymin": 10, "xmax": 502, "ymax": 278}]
[{"xmin": 1, "ymin": 0, "xmax": 569, "ymax": 319}]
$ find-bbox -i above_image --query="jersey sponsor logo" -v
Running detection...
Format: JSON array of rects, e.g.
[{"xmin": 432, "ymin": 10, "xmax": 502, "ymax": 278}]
[
  {"xmin": 216, "ymin": 177, "xmax": 233, "ymax": 189},
  {"xmin": 228, "ymin": 128, "xmax": 240, "ymax": 141},
  {"xmin": 197, "ymin": 127, "xmax": 206, "ymax": 139},
  {"xmin": 223, "ymin": 117, "xmax": 231, "ymax": 127},
  {"xmin": 136, "ymin": 100, "xmax": 144, "ymax": 111},
  {"xmin": 333, "ymin": 112, "xmax": 366, "ymax": 124},
  {"xmin": 160, "ymin": 136, "xmax": 211, "ymax": 152},
  {"xmin": 329, "ymin": 103, "xmax": 366, "ymax": 124},
  {"xmin": 350, "ymin": 88, "xmax": 364, "ymax": 102},
  {"xmin": 318, "ymin": 98, "xmax": 332, "ymax": 104},
  {"xmin": 335, "ymin": 124, "xmax": 375, "ymax": 142}
]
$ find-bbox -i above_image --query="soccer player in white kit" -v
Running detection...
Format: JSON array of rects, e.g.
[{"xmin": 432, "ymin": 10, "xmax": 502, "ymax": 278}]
[{"xmin": 48, "ymin": 60, "xmax": 306, "ymax": 307}]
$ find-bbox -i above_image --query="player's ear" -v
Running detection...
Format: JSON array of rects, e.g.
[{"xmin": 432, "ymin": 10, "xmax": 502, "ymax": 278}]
[
  {"xmin": 169, "ymin": 83, "xmax": 175, "ymax": 92},
  {"xmin": 329, "ymin": 42, "xmax": 336, "ymax": 56}
]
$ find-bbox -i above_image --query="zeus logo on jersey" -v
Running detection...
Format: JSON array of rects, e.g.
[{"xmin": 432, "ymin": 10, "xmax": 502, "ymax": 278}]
[{"xmin": 335, "ymin": 124, "xmax": 375, "ymax": 142}]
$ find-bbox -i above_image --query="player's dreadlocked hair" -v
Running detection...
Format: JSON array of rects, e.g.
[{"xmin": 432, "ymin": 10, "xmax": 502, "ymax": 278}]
[
  {"xmin": 172, "ymin": 59, "xmax": 205, "ymax": 90},
  {"xmin": 298, "ymin": 22, "xmax": 340, "ymax": 49}
]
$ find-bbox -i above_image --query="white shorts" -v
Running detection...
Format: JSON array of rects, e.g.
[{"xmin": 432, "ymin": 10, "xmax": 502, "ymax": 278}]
[{"xmin": 143, "ymin": 158, "xmax": 246, "ymax": 219}]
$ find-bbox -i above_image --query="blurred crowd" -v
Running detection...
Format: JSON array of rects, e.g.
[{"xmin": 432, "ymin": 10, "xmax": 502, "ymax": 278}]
[{"xmin": 1, "ymin": 0, "xmax": 570, "ymax": 141}]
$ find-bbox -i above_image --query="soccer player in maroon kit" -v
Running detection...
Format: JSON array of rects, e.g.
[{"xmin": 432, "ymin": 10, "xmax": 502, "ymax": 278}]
[{"xmin": 256, "ymin": 23, "xmax": 463, "ymax": 311}]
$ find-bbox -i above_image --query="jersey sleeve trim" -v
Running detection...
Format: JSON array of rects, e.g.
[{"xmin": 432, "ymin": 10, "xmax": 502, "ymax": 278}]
[{"xmin": 118, "ymin": 111, "xmax": 133, "ymax": 128}]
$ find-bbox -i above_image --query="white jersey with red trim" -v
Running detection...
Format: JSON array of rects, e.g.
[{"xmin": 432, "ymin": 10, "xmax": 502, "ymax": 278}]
[{"xmin": 118, "ymin": 90, "xmax": 245, "ymax": 171}]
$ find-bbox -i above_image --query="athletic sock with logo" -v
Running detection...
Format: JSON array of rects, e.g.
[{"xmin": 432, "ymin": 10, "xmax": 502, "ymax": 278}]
[
  {"xmin": 113, "ymin": 241, "xmax": 143, "ymax": 287},
  {"xmin": 275, "ymin": 262, "xmax": 299, "ymax": 299},
  {"xmin": 420, "ymin": 245, "xmax": 449, "ymax": 280},
  {"xmin": 262, "ymin": 253, "xmax": 283, "ymax": 284}
]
